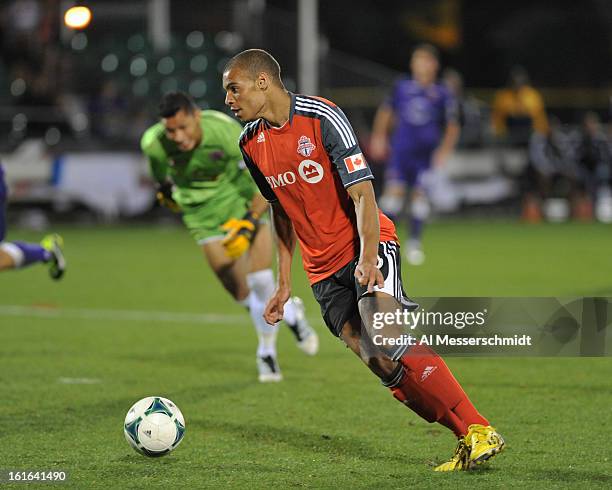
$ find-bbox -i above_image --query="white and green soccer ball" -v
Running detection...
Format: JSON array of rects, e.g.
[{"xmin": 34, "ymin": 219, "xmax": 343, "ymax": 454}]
[{"xmin": 124, "ymin": 396, "xmax": 185, "ymax": 457}]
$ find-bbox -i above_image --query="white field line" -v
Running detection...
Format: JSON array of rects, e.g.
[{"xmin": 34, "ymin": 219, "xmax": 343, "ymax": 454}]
[
  {"xmin": 0, "ymin": 305, "xmax": 250, "ymax": 325},
  {"xmin": 58, "ymin": 377, "xmax": 102, "ymax": 384}
]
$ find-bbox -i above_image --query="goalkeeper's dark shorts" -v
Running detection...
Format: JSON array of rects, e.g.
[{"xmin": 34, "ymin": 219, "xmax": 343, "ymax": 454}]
[{"xmin": 311, "ymin": 241, "xmax": 417, "ymax": 337}]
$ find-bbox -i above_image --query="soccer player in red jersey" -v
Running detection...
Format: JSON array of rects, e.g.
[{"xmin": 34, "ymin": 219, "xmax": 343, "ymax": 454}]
[{"xmin": 222, "ymin": 49, "xmax": 505, "ymax": 471}]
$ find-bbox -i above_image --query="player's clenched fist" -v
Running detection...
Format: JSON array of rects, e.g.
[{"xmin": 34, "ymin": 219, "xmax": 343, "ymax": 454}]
[
  {"xmin": 264, "ymin": 286, "xmax": 291, "ymax": 325},
  {"xmin": 156, "ymin": 181, "xmax": 181, "ymax": 212},
  {"xmin": 221, "ymin": 211, "xmax": 259, "ymax": 259}
]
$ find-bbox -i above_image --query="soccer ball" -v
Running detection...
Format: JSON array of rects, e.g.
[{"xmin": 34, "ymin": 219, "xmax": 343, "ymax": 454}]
[{"xmin": 123, "ymin": 396, "xmax": 186, "ymax": 457}]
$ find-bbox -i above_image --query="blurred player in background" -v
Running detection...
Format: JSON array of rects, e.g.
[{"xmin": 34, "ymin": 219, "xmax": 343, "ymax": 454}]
[
  {"xmin": 492, "ymin": 66, "xmax": 548, "ymax": 145},
  {"xmin": 223, "ymin": 49, "xmax": 504, "ymax": 471},
  {"xmin": 370, "ymin": 44, "xmax": 460, "ymax": 265},
  {"xmin": 526, "ymin": 116, "xmax": 579, "ymax": 221},
  {"xmin": 575, "ymin": 111, "xmax": 611, "ymax": 219},
  {"xmin": 491, "ymin": 66, "xmax": 549, "ymax": 222},
  {"xmin": 0, "ymin": 163, "xmax": 65, "ymax": 278},
  {"xmin": 442, "ymin": 68, "xmax": 485, "ymax": 148},
  {"xmin": 141, "ymin": 91, "xmax": 318, "ymax": 383}
]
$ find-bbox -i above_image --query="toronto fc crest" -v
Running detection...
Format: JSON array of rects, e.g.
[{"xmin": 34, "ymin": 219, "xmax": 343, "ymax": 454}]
[{"xmin": 297, "ymin": 135, "xmax": 316, "ymax": 157}]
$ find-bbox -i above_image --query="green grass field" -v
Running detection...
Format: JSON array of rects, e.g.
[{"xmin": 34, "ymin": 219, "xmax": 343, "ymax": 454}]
[{"xmin": 1, "ymin": 221, "xmax": 611, "ymax": 488}]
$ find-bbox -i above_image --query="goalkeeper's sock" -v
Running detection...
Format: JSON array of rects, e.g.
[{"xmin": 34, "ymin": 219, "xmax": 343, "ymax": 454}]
[
  {"xmin": 246, "ymin": 269, "xmax": 278, "ymax": 358},
  {"xmin": 282, "ymin": 297, "xmax": 308, "ymax": 341},
  {"xmin": 246, "ymin": 269, "xmax": 275, "ymax": 301},
  {"xmin": 282, "ymin": 297, "xmax": 298, "ymax": 325},
  {"xmin": 245, "ymin": 290, "xmax": 278, "ymax": 358},
  {"xmin": 239, "ymin": 292, "xmax": 278, "ymax": 358},
  {"xmin": 384, "ymin": 345, "xmax": 487, "ymax": 437}
]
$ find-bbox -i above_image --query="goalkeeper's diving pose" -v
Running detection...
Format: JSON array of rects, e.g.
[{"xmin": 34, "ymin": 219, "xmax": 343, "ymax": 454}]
[{"xmin": 141, "ymin": 91, "xmax": 318, "ymax": 382}]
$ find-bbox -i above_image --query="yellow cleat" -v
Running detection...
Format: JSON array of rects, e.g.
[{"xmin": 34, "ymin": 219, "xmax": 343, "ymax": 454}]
[
  {"xmin": 40, "ymin": 233, "xmax": 66, "ymax": 280},
  {"xmin": 465, "ymin": 424, "xmax": 505, "ymax": 467},
  {"xmin": 433, "ymin": 438, "xmax": 470, "ymax": 472}
]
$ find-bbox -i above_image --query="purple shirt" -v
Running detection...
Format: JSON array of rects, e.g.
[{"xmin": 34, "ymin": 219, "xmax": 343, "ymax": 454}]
[{"xmin": 387, "ymin": 78, "xmax": 457, "ymax": 158}]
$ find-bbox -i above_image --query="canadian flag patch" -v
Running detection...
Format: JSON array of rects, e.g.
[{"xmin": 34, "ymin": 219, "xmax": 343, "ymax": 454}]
[{"xmin": 343, "ymin": 153, "xmax": 367, "ymax": 173}]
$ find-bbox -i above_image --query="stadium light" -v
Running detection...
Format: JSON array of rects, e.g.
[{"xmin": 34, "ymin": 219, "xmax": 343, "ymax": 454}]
[{"xmin": 64, "ymin": 5, "xmax": 92, "ymax": 30}]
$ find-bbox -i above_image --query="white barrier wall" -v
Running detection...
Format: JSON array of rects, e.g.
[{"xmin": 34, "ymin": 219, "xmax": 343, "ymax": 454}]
[
  {"xmin": 2, "ymin": 142, "xmax": 154, "ymax": 218},
  {"xmin": 2, "ymin": 142, "xmax": 528, "ymax": 216}
]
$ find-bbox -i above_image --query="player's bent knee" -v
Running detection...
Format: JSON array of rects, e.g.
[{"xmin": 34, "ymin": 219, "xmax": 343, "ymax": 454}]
[
  {"xmin": 339, "ymin": 316, "xmax": 363, "ymax": 355},
  {"xmin": 358, "ymin": 293, "xmax": 412, "ymax": 361},
  {"xmin": 363, "ymin": 353, "xmax": 397, "ymax": 379}
]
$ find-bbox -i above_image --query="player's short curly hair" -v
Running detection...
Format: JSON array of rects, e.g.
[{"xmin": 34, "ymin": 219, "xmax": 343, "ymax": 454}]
[
  {"xmin": 223, "ymin": 49, "xmax": 283, "ymax": 87},
  {"xmin": 158, "ymin": 91, "xmax": 199, "ymax": 118}
]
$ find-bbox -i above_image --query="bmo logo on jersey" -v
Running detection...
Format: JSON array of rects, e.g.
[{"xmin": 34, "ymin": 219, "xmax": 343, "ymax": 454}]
[
  {"xmin": 265, "ymin": 160, "xmax": 324, "ymax": 189},
  {"xmin": 298, "ymin": 160, "xmax": 324, "ymax": 184},
  {"xmin": 265, "ymin": 171, "xmax": 297, "ymax": 189}
]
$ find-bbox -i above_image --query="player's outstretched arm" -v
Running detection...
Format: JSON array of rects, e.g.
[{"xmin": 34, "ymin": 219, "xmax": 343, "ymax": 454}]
[
  {"xmin": 347, "ymin": 181, "xmax": 384, "ymax": 293},
  {"xmin": 263, "ymin": 201, "xmax": 296, "ymax": 325}
]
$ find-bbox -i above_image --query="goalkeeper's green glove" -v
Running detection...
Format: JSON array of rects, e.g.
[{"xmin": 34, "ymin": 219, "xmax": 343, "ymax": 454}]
[
  {"xmin": 221, "ymin": 211, "xmax": 260, "ymax": 259},
  {"xmin": 156, "ymin": 181, "xmax": 181, "ymax": 212}
]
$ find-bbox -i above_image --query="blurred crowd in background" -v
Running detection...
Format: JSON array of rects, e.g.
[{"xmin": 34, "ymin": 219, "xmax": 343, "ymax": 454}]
[
  {"xmin": 0, "ymin": 0, "xmax": 233, "ymax": 148},
  {"xmin": 1, "ymin": 0, "xmax": 611, "ymax": 222}
]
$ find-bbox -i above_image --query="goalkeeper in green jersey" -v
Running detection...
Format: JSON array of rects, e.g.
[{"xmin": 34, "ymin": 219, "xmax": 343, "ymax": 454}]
[{"xmin": 141, "ymin": 91, "xmax": 318, "ymax": 382}]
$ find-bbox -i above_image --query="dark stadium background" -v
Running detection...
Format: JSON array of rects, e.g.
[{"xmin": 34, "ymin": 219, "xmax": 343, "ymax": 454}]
[{"xmin": 0, "ymin": 1, "xmax": 611, "ymax": 488}]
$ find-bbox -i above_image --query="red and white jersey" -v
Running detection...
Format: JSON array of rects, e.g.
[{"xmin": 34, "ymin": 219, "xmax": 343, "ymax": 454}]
[{"xmin": 240, "ymin": 93, "xmax": 398, "ymax": 284}]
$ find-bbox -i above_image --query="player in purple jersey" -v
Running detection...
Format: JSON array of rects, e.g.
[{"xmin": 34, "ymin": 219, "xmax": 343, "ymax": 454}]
[
  {"xmin": 0, "ymin": 163, "xmax": 65, "ymax": 278},
  {"xmin": 371, "ymin": 44, "xmax": 460, "ymax": 265}
]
